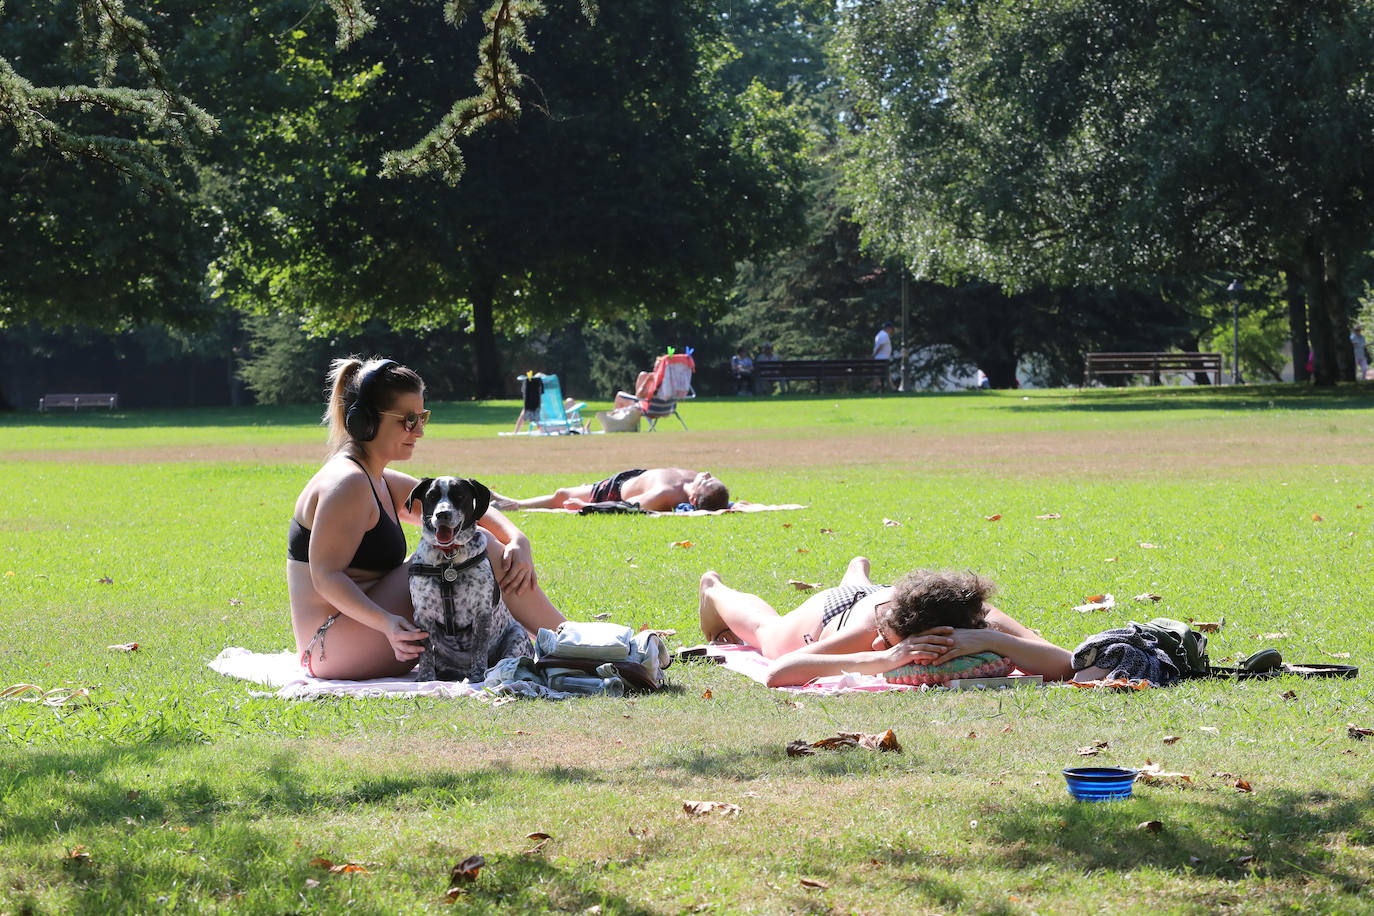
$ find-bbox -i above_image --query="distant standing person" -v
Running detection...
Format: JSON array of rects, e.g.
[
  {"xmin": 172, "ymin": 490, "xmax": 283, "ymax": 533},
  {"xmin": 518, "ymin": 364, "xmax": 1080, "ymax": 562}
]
[
  {"xmin": 873, "ymin": 321, "xmax": 895, "ymax": 390},
  {"xmin": 731, "ymin": 347, "xmax": 754, "ymax": 396},
  {"xmin": 1353, "ymin": 325, "xmax": 1368, "ymax": 380},
  {"xmin": 873, "ymin": 321, "xmax": 894, "ymax": 361}
]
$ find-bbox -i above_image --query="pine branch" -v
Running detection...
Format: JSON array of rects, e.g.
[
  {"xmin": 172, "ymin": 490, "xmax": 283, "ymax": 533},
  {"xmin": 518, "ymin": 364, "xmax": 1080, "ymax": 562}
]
[
  {"xmin": 378, "ymin": 0, "xmax": 544, "ymax": 184},
  {"xmin": 324, "ymin": 0, "xmax": 377, "ymax": 48}
]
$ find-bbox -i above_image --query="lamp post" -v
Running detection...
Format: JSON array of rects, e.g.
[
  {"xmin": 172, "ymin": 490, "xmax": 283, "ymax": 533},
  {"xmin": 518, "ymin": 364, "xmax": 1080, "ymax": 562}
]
[{"xmin": 1227, "ymin": 280, "xmax": 1243, "ymax": 385}]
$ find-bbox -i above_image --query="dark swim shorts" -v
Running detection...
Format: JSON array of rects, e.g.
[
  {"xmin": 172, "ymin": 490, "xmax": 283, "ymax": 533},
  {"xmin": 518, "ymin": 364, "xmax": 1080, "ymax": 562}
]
[{"xmin": 591, "ymin": 469, "xmax": 646, "ymax": 503}]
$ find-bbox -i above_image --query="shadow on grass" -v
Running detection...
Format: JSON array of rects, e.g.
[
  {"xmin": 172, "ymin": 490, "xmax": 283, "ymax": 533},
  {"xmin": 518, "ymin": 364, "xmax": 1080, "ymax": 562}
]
[
  {"xmin": 981, "ymin": 785, "xmax": 1374, "ymax": 891},
  {"xmin": 0, "ymin": 400, "xmax": 517, "ymax": 429},
  {"xmin": 4, "ymin": 743, "xmax": 636, "ymax": 914},
  {"xmin": 655, "ymin": 743, "xmax": 902, "ymax": 781},
  {"xmin": 0, "ymin": 743, "xmax": 600, "ymax": 841},
  {"xmin": 1009, "ymin": 384, "xmax": 1374, "ymax": 414}
]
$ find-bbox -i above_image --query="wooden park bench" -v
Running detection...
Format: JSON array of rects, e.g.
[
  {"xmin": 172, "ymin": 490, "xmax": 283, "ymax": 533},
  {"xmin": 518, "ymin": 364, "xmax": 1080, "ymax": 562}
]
[
  {"xmin": 38, "ymin": 393, "xmax": 119, "ymax": 411},
  {"xmin": 755, "ymin": 358, "xmax": 891, "ymax": 393},
  {"xmin": 1083, "ymin": 352, "xmax": 1223, "ymax": 387}
]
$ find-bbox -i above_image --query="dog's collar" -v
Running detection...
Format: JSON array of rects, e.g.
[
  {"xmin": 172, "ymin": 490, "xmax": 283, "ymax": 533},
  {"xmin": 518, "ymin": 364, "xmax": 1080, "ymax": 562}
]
[{"xmin": 411, "ymin": 551, "xmax": 488, "ymax": 582}]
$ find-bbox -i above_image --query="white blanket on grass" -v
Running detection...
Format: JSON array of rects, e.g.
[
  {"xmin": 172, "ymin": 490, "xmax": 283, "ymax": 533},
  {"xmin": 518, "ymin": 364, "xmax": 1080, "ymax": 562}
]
[
  {"xmin": 521, "ymin": 501, "xmax": 807, "ymax": 517},
  {"xmin": 208, "ymin": 647, "xmax": 572, "ymax": 701}
]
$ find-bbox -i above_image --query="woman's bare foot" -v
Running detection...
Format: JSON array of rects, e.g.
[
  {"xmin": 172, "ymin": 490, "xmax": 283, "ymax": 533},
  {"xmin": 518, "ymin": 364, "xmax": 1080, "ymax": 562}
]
[
  {"xmin": 489, "ymin": 492, "xmax": 518, "ymax": 511},
  {"xmin": 698, "ymin": 571, "xmax": 740, "ymax": 644},
  {"xmin": 840, "ymin": 556, "xmax": 872, "ymax": 586}
]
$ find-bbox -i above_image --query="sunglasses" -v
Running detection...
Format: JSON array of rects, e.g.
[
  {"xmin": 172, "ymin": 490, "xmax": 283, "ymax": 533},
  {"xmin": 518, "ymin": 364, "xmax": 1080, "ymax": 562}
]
[{"xmin": 378, "ymin": 409, "xmax": 430, "ymax": 432}]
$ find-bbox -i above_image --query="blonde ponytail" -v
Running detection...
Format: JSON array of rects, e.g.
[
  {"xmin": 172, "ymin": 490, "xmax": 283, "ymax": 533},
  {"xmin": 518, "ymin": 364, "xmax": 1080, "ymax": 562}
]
[{"xmin": 324, "ymin": 357, "xmax": 366, "ymax": 456}]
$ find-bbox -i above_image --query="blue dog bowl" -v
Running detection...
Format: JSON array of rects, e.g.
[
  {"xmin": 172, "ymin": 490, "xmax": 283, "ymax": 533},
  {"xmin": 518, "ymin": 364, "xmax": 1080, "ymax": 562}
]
[{"xmin": 1062, "ymin": 766, "xmax": 1137, "ymax": 802}]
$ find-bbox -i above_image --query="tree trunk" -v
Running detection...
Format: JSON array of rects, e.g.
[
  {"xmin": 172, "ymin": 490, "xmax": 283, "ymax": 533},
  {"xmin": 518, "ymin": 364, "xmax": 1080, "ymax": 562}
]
[
  {"xmin": 982, "ymin": 350, "xmax": 1018, "ymax": 389},
  {"xmin": 1303, "ymin": 238, "xmax": 1337, "ymax": 386},
  {"xmin": 1180, "ymin": 337, "xmax": 1212, "ymax": 385},
  {"xmin": 1285, "ymin": 271, "xmax": 1309, "ymax": 383},
  {"xmin": 470, "ymin": 280, "xmax": 504, "ymax": 398},
  {"xmin": 1323, "ymin": 244, "xmax": 1355, "ymax": 381}
]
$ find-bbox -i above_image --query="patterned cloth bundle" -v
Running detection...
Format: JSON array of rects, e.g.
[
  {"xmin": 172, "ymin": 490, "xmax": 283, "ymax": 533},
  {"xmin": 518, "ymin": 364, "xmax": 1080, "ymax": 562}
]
[{"xmin": 881, "ymin": 651, "xmax": 1014, "ymax": 686}]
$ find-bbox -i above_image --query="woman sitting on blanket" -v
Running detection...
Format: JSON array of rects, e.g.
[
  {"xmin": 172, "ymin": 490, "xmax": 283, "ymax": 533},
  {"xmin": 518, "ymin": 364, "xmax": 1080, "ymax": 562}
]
[
  {"xmin": 288, "ymin": 356, "xmax": 565, "ymax": 679},
  {"xmin": 698, "ymin": 558, "xmax": 1073, "ymax": 687}
]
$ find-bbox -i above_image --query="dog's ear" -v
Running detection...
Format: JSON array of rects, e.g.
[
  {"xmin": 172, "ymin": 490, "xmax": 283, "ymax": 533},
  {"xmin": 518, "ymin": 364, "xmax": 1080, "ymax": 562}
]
[
  {"xmin": 466, "ymin": 478, "xmax": 491, "ymax": 520},
  {"xmin": 405, "ymin": 477, "xmax": 434, "ymax": 512}
]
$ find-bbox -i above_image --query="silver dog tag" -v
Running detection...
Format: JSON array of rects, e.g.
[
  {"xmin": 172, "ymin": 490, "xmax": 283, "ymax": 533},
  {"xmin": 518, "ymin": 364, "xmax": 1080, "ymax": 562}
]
[{"xmin": 443, "ymin": 567, "xmax": 459, "ymax": 582}]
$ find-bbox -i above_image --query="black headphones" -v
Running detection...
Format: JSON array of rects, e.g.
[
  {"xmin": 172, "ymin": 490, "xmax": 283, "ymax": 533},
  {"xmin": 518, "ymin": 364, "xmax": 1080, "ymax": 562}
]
[{"xmin": 343, "ymin": 359, "xmax": 398, "ymax": 442}]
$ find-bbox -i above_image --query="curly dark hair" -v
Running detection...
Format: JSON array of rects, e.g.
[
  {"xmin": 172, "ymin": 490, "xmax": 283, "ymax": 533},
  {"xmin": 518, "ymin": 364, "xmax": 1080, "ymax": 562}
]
[{"xmin": 879, "ymin": 569, "xmax": 995, "ymax": 638}]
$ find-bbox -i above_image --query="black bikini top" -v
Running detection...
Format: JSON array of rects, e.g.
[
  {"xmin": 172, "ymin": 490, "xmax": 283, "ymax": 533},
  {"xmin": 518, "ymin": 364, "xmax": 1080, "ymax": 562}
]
[{"xmin": 287, "ymin": 456, "xmax": 408, "ymax": 571}]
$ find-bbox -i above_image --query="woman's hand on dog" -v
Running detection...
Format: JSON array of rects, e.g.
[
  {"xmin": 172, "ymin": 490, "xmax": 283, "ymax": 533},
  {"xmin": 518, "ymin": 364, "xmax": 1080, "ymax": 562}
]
[
  {"xmin": 385, "ymin": 615, "xmax": 429, "ymax": 662},
  {"xmin": 497, "ymin": 540, "xmax": 538, "ymax": 594}
]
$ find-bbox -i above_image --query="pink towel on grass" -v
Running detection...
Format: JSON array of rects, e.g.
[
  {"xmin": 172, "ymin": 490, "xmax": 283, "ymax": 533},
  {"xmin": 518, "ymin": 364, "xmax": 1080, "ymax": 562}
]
[
  {"xmin": 703, "ymin": 644, "xmax": 918, "ymax": 695},
  {"xmin": 701, "ymin": 645, "xmax": 1044, "ymax": 695}
]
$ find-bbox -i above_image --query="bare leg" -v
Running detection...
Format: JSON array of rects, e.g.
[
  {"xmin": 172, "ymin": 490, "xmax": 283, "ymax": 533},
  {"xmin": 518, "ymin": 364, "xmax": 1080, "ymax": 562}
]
[
  {"xmin": 839, "ymin": 556, "xmax": 873, "ymax": 587},
  {"xmin": 698, "ymin": 572, "xmax": 815, "ymax": 657},
  {"xmin": 485, "ymin": 534, "xmax": 566, "ymax": 634},
  {"xmin": 290, "ymin": 561, "xmax": 419, "ymax": 680},
  {"xmin": 496, "ymin": 485, "xmax": 597, "ymax": 510}
]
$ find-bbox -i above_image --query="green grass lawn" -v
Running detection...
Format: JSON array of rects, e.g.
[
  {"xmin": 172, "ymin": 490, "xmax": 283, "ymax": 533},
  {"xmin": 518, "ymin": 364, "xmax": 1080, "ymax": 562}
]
[{"xmin": 3, "ymin": 388, "xmax": 1374, "ymax": 914}]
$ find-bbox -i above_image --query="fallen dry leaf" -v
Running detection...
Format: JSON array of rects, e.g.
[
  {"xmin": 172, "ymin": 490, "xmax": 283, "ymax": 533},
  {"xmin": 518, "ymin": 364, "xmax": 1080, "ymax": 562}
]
[
  {"xmin": 1104, "ymin": 557, "xmax": 1118, "ymax": 563},
  {"xmin": 1138, "ymin": 820, "xmax": 1163, "ymax": 834},
  {"xmin": 107, "ymin": 642, "xmax": 139, "ymax": 652},
  {"xmin": 818, "ymin": 528, "xmax": 833, "ymax": 534},
  {"xmin": 1280, "ymin": 689, "xmax": 1297, "ymax": 700},
  {"xmin": 1231, "ymin": 853, "xmax": 1257, "ymax": 866},
  {"xmin": 304, "ymin": 878, "xmax": 320, "ymax": 889},
  {"xmin": 1076, "ymin": 739, "xmax": 1108, "ymax": 757},
  {"xmin": 1001, "ymin": 725, "xmax": 1013, "ymax": 733},
  {"xmin": 1312, "ymin": 514, "xmax": 1323, "ymax": 522},
  {"xmin": 781, "ymin": 523, "xmax": 792, "ymax": 529},
  {"xmin": 96, "ymin": 575, "xmax": 114, "ymax": 585},
  {"xmin": 522, "ymin": 832, "xmax": 552, "ymax": 855},
  {"xmin": 228, "ymin": 597, "xmax": 243, "ymax": 606},
  {"xmin": 882, "ymin": 518, "xmax": 902, "ymax": 527},
  {"xmin": 787, "ymin": 579, "xmax": 822, "ymax": 591},
  {"xmin": 310, "ymin": 857, "xmax": 371, "ymax": 874},
  {"xmin": 1136, "ymin": 761, "xmax": 1194, "ymax": 786},
  {"xmin": 1132, "ymin": 593, "xmax": 1162, "ymax": 603},
  {"xmin": 67, "ymin": 846, "xmax": 91, "ymax": 861},
  {"xmin": 593, "ymin": 612, "xmax": 612, "ymax": 620},
  {"xmin": 1162, "ymin": 735, "xmax": 1181, "ymax": 745},
  {"xmin": 702, "ymin": 688, "xmax": 712, "ymax": 700},
  {"xmin": 794, "ymin": 730, "xmax": 902, "ymax": 754},
  {"xmin": 671, "ymin": 540, "xmax": 694, "ymax": 548},
  {"xmin": 1257, "ymin": 632, "xmax": 1291, "ymax": 640},
  {"xmin": 1035, "ymin": 513, "xmax": 1062, "ymax": 520},
  {"xmin": 1347, "ymin": 724, "xmax": 1374, "ymax": 740},
  {"xmin": 1193, "ymin": 617, "xmax": 1225, "ymax": 633},
  {"xmin": 799, "ymin": 877, "xmax": 830, "ymax": 890},
  {"xmin": 1326, "ymin": 651, "xmax": 1352, "ymax": 659},
  {"xmin": 443, "ymin": 854, "xmax": 486, "ymax": 899},
  {"xmin": 1138, "ymin": 542, "xmax": 1159, "ymax": 549},
  {"xmin": 1072, "ymin": 593, "xmax": 1116, "ymax": 613},
  {"xmin": 1233, "ymin": 778, "xmax": 1254, "ymax": 793},
  {"xmin": 683, "ymin": 800, "xmax": 741, "ymax": 817},
  {"xmin": 985, "ymin": 514, "xmax": 1002, "ymax": 522},
  {"xmin": 796, "ymin": 547, "xmax": 810, "ymax": 553},
  {"xmin": 967, "ymin": 731, "xmax": 978, "ymax": 739}
]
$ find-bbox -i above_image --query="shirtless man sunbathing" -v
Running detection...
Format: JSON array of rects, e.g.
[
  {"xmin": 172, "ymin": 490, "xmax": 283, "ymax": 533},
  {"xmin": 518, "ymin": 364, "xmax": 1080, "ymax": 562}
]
[{"xmin": 493, "ymin": 468, "xmax": 730, "ymax": 513}]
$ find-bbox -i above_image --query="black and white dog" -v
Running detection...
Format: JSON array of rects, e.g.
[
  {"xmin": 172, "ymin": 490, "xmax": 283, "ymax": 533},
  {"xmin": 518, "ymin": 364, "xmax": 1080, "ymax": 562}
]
[{"xmin": 405, "ymin": 476, "xmax": 532, "ymax": 682}]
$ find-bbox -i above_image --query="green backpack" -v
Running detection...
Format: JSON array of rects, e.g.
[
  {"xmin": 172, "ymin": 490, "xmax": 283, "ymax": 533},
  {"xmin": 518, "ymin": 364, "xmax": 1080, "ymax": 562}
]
[{"xmin": 1137, "ymin": 617, "xmax": 1211, "ymax": 678}]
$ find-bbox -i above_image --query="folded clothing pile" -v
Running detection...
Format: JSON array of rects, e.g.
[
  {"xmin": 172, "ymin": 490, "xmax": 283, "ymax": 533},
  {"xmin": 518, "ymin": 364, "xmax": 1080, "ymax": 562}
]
[{"xmin": 484, "ymin": 621, "xmax": 671, "ymax": 697}]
